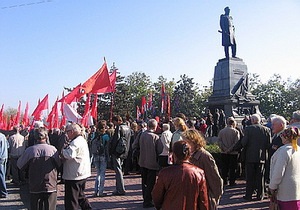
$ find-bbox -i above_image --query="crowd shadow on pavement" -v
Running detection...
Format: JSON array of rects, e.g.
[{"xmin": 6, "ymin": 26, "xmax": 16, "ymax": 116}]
[
  {"xmin": 1, "ymin": 170, "xmax": 270, "ymax": 210},
  {"xmin": 219, "ymin": 181, "xmax": 269, "ymax": 210}
]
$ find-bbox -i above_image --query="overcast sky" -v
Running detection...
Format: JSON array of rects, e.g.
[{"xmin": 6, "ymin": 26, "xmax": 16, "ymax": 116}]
[{"xmin": 1, "ymin": 0, "xmax": 300, "ymax": 112}]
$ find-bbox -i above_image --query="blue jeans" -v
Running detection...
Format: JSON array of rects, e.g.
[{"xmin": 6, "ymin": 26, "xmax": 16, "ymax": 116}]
[
  {"xmin": 0, "ymin": 159, "xmax": 8, "ymax": 197},
  {"xmin": 111, "ymin": 154, "xmax": 125, "ymax": 194},
  {"xmin": 94, "ymin": 156, "xmax": 107, "ymax": 195}
]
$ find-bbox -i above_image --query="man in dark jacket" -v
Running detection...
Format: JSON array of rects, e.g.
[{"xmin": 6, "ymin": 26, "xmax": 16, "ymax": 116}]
[
  {"xmin": 241, "ymin": 114, "xmax": 271, "ymax": 201},
  {"xmin": 17, "ymin": 127, "xmax": 61, "ymax": 210},
  {"xmin": 109, "ymin": 115, "xmax": 131, "ymax": 195}
]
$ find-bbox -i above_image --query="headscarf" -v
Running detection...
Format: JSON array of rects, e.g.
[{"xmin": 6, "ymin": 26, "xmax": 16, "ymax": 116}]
[{"xmin": 281, "ymin": 127, "xmax": 300, "ymax": 151}]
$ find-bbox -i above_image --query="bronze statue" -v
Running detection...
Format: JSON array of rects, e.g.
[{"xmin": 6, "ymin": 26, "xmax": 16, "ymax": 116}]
[{"xmin": 220, "ymin": 7, "xmax": 236, "ymax": 58}]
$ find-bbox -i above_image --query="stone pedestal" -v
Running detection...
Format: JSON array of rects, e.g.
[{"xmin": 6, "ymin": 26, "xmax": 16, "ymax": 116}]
[{"xmin": 207, "ymin": 57, "xmax": 261, "ymax": 119}]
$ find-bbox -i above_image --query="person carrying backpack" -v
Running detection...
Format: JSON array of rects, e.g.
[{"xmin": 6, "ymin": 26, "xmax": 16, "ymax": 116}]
[{"xmin": 91, "ymin": 120, "xmax": 110, "ymax": 197}]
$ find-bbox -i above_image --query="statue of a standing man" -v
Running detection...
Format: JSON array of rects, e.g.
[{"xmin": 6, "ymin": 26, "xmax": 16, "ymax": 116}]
[{"xmin": 220, "ymin": 6, "xmax": 236, "ymax": 59}]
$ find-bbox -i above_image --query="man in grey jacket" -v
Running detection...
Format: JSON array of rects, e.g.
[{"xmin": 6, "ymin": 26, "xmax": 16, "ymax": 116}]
[{"xmin": 138, "ymin": 119, "xmax": 160, "ymax": 208}]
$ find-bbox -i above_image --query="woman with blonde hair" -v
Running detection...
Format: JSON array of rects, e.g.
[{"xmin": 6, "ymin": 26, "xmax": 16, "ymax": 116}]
[
  {"xmin": 182, "ymin": 129, "xmax": 223, "ymax": 210},
  {"xmin": 169, "ymin": 117, "xmax": 188, "ymax": 152},
  {"xmin": 269, "ymin": 127, "xmax": 300, "ymax": 210}
]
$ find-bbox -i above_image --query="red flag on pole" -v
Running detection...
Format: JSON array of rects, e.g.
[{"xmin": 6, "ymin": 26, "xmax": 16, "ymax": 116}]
[
  {"xmin": 0, "ymin": 104, "xmax": 4, "ymax": 129},
  {"xmin": 136, "ymin": 106, "xmax": 141, "ymax": 120},
  {"xmin": 93, "ymin": 70, "xmax": 117, "ymax": 94},
  {"xmin": 148, "ymin": 92, "xmax": 153, "ymax": 111},
  {"xmin": 79, "ymin": 62, "xmax": 111, "ymax": 97},
  {"xmin": 22, "ymin": 102, "xmax": 29, "ymax": 127},
  {"xmin": 14, "ymin": 101, "xmax": 21, "ymax": 126},
  {"xmin": 141, "ymin": 96, "xmax": 146, "ymax": 114},
  {"xmin": 90, "ymin": 94, "xmax": 98, "ymax": 121},
  {"xmin": 31, "ymin": 94, "xmax": 49, "ymax": 121},
  {"xmin": 81, "ymin": 94, "xmax": 91, "ymax": 127},
  {"xmin": 161, "ymin": 83, "xmax": 166, "ymax": 114},
  {"xmin": 58, "ymin": 84, "xmax": 82, "ymax": 104},
  {"xmin": 166, "ymin": 94, "xmax": 171, "ymax": 117}
]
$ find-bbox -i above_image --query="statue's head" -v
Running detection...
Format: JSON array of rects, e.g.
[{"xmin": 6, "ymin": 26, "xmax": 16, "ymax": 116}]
[{"xmin": 224, "ymin": 6, "xmax": 230, "ymax": 14}]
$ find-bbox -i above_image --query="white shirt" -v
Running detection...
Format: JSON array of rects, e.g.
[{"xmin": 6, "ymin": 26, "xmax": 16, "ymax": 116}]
[{"xmin": 62, "ymin": 135, "xmax": 91, "ymax": 180}]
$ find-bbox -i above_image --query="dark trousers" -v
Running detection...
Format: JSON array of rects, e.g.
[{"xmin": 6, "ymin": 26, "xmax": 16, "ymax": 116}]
[
  {"xmin": 141, "ymin": 167, "xmax": 157, "ymax": 206},
  {"xmin": 30, "ymin": 192, "xmax": 57, "ymax": 210},
  {"xmin": 65, "ymin": 179, "xmax": 92, "ymax": 210},
  {"xmin": 10, "ymin": 157, "xmax": 25, "ymax": 184},
  {"xmin": 245, "ymin": 162, "xmax": 265, "ymax": 199},
  {"xmin": 221, "ymin": 153, "xmax": 238, "ymax": 185}
]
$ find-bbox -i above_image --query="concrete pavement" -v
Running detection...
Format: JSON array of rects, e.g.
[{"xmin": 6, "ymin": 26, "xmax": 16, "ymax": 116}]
[{"xmin": 1, "ymin": 168, "xmax": 269, "ymax": 210}]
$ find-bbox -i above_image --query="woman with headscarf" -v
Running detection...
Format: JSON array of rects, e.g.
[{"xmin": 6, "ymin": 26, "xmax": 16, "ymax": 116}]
[{"xmin": 269, "ymin": 127, "xmax": 300, "ymax": 210}]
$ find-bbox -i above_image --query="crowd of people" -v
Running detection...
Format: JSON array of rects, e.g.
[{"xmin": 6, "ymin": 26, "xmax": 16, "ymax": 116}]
[{"xmin": 0, "ymin": 110, "xmax": 300, "ymax": 210}]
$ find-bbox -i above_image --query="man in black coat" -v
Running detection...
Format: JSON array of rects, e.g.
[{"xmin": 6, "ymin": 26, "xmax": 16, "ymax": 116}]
[
  {"xmin": 109, "ymin": 115, "xmax": 131, "ymax": 195},
  {"xmin": 241, "ymin": 114, "xmax": 271, "ymax": 201}
]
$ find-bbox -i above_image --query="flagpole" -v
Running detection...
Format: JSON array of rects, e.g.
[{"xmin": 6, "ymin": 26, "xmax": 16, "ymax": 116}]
[{"xmin": 109, "ymin": 93, "xmax": 114, "ymax": 122}]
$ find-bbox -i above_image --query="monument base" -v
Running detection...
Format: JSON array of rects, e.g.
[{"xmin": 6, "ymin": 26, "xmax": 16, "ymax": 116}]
[{"xmin": 207, "ymin": 57, "xmax": 262, "ymax": 121}]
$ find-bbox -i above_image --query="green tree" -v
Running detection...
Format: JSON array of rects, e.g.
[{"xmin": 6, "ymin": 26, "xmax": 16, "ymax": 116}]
[
  {"xmin": 172, "ymin": 74, "xmax": 202, "ymax": 118},
  {"xmin": 252, "ymin": 74, "xmax": 289, "ymax": 118}
]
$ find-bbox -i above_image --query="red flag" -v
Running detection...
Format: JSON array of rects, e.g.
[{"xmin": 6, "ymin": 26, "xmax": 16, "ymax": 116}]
[
  {"xmin": 141, "ymin": 96, "xmax": 146, "ymax": 114},
  {"xmin": 22, "ymin": 102, "xmax": 29, "ymax": 127},
  {"xmin": 0, "ymin": 104, "xmax": 4, "ymax": 129},
  {"xmin": 14, "ymin": 101, "xmax": 21, "ymax": 126},
  {"xmin": 136, "ymin": 106, "xmax": 141, "ymax": 120},
  {"xmin": 59, "ymin": 91, "xmax": 67, "ymax": 128},
  {"xmin": 161, "ymin": 83, "xmax": 166, "ymax": 114},
  {"xmin": 166, "ymin": 94, "xmax": 171, "ymax": 117},
  {"xmin": 47, "ymin": 98, "xmax": 59, "ymax": 129},
  {"xmin": 60, "ymin": 115, "xmax": 67, "ymax": 128},
  {"xmin": 81, "ymin": 94, "xmax": 91, "ymax": 127},
  {"xmin": 148, "ymin": 92, "xmax": 153, "ymax": 111},
  {"xmin": 53, "ymin": 99, "xmax": 59, "ymax": 129},
  {"xmin": 7, "ymin": 115, "xmax": 14, "ymax": 130},
  {"xmin": 31, "ymin": 94, "xmax": 49, "ymax": 120},
  {"xmin": 80, "ymin": 62, "xmax": 111, "ymax": 97},
  {"xmin": 94, "ymin": 70, "xmax": 117, "ymax": 93},
  {"xmin": 90, "ymin": 95, "xmax": 98, "ymax": 120},
  {"xmin": 58, "ymin": 84, "xmax": 81, "ymax": 104}
]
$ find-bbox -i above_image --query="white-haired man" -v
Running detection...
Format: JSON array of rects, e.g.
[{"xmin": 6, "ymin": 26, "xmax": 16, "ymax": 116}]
[
  {"xmin": 241, "ymin": 114, "xmax": 271, "ymax": 201},
  {"xmin": 61, "ymin": 123, "xmax": 92, "ymax": 210},
  {"xmin": 265, "ymin": 115, "xmax": 287, "ymax": 183}
]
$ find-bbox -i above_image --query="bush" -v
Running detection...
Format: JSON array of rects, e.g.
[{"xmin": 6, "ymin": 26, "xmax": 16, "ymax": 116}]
[{"xmin": 205, "ymin": 143, "xmax": 221, "ymax": 154}]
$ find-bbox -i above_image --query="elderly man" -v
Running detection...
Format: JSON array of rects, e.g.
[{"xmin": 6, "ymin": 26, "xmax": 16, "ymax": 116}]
[
  {"xmin": 17, "ymin": 127, "xmax": 61, "ymax": 210},
  {"xmin": 8, "ymin": 126, "xmax": 26, "ymax": 185},
  {"xmin": 265, "ymin": 115, "xmax": 287, "ymax": 183},
  {"xmin": 138, "ymin": 119, "xmax": 160, "ymax": 208},
  {"xmin": 0, "ymin": 132, "xmax": 8, "ymax": 198},
  {"xmin": 217, "ymin": 117, "xmax": 240, "ymax": 186},
  {"xmin": 61, "ymin": 123, "xmax": 92, "ymax": 210},
  {"xmin": 270, "ymin": 116, "xmax": 286, "ymax": 157},
  {"xmin": 242, "ymin": 114, "xmax": 271, "ymax": 201}
]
